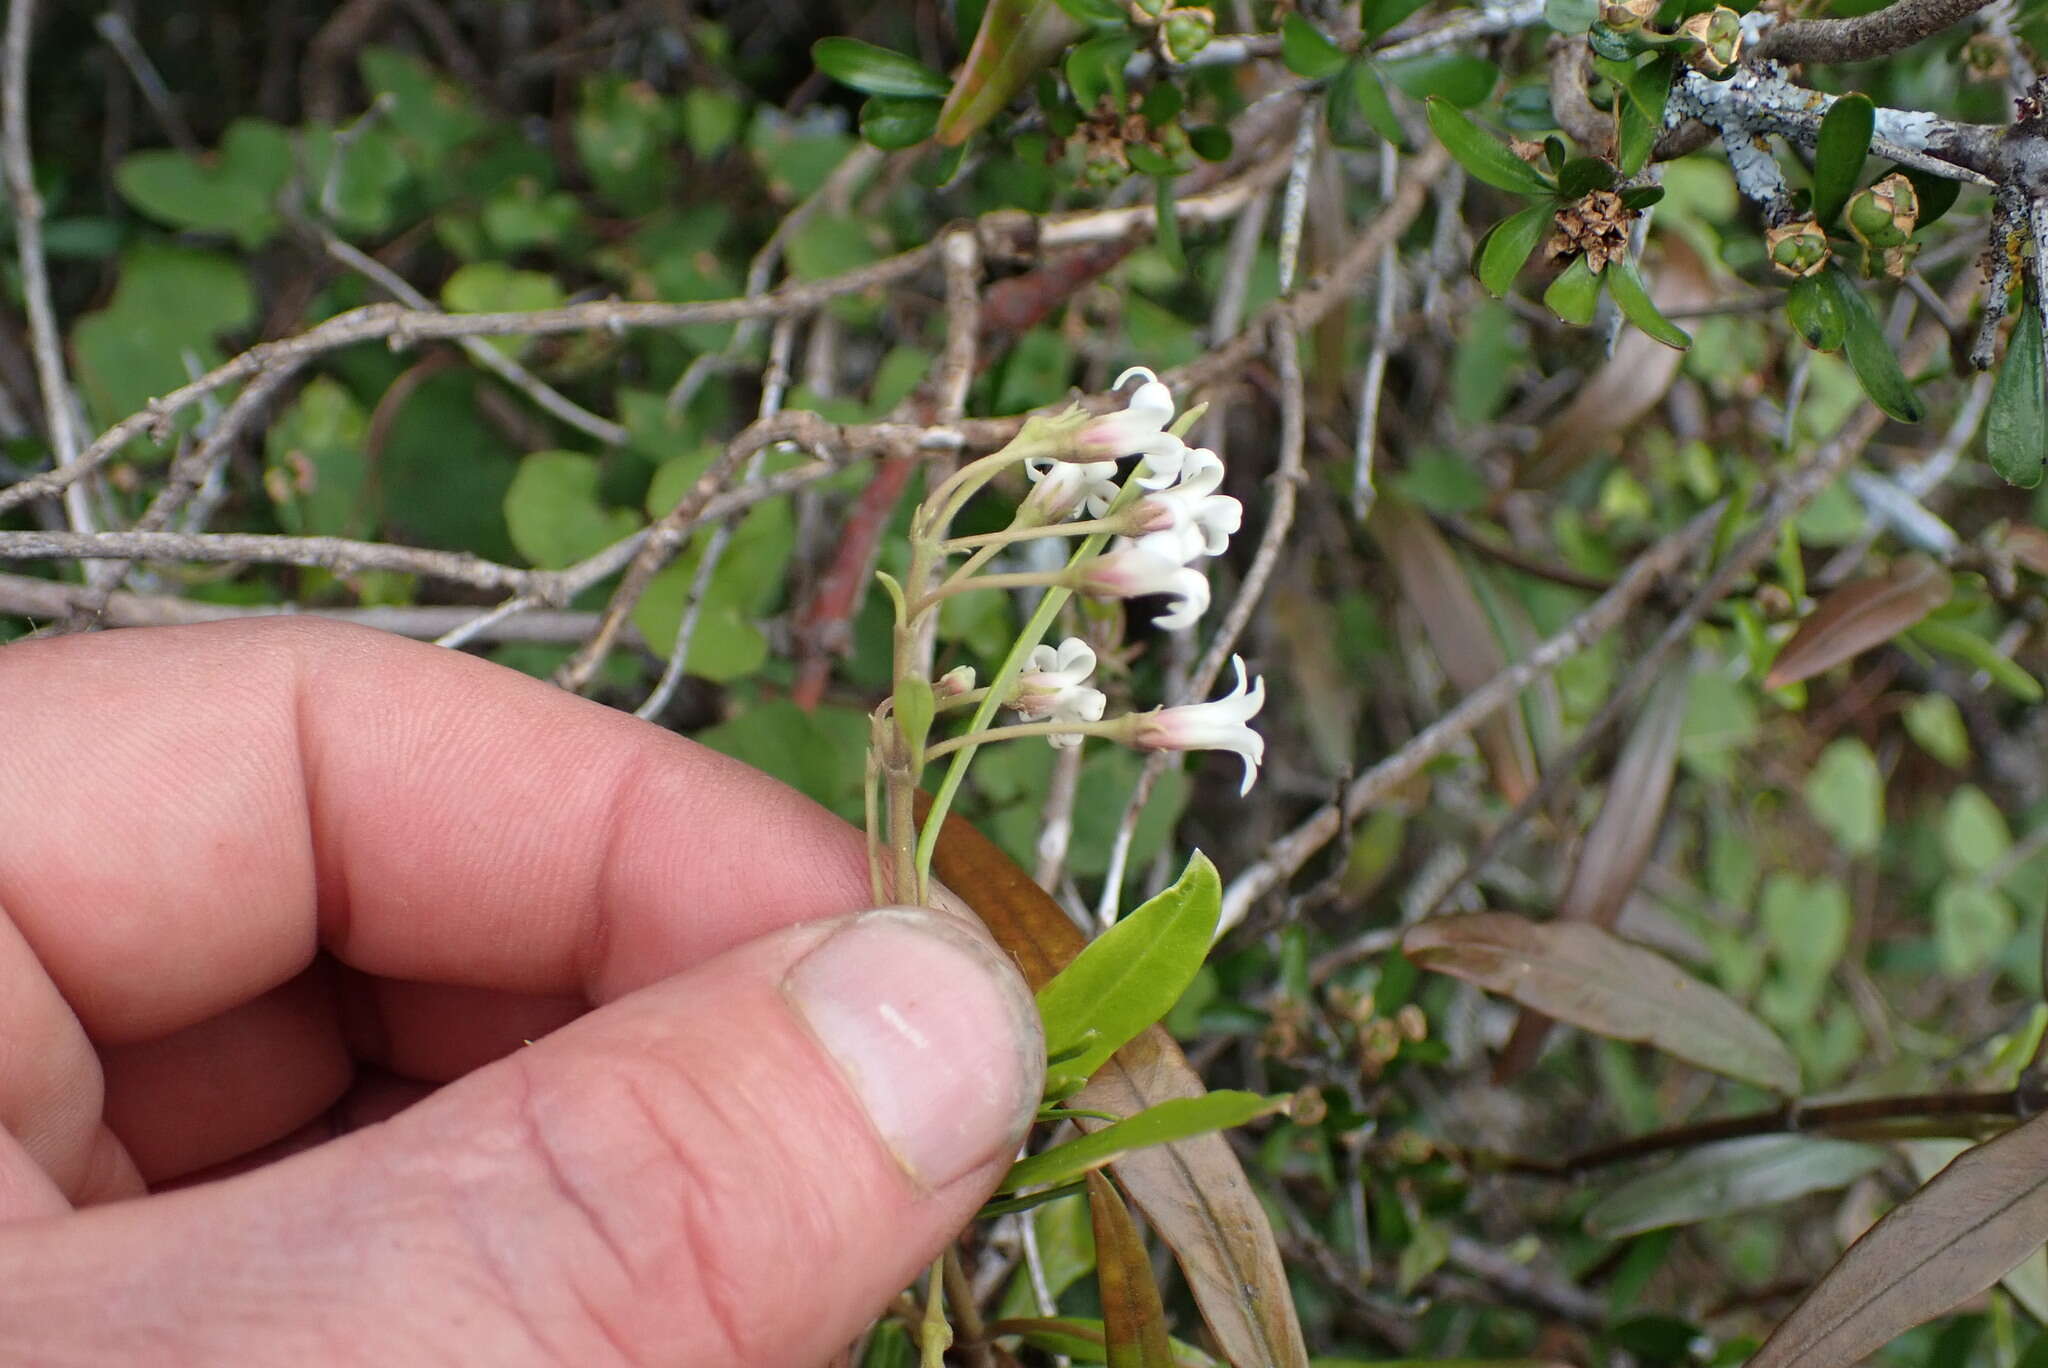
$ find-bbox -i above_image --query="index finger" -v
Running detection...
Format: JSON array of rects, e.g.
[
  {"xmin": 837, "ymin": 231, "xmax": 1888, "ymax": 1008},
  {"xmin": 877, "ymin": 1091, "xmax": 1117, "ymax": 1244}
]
[{"xmin": 0, "ymin": 620, "xmax": 872, "ymax": 1046}]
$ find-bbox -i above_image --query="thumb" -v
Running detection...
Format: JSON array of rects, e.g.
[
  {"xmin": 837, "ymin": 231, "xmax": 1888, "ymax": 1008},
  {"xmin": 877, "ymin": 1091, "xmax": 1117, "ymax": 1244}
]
[{"xmin": 0, "ymin": 908, "xmax": 1044, "ymax": 1367}]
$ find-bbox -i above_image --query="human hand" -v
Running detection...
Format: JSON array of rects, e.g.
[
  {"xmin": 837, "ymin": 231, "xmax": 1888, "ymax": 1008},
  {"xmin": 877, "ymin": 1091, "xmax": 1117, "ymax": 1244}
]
[{"xmin": 0, "ymin": 620, "xmax": 1043, "ymax": 1365}]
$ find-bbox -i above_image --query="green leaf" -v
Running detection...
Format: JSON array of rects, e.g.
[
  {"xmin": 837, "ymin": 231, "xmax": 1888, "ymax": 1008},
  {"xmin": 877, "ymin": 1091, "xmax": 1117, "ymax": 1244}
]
[
  {"xmin": 811, "ymin": 37, "xmax": 952, "ymax": 97},
  {"xmin": 1051, "ymin": 0, "xmax": 1129, "ymax": 21},
  {"xmin": 1607, "ymin": 256, "xmax": 1692, "ymax": 349},
  {"xmin": 1904, "ymin": 694, "xmax": 1971, "ymax": 769},
  {"xmin": 69, "ymin": 245, "xmax": 256, "ymax": 439},
  {"xmin": 1812, "ymin": 93, "xmax": 1875, "ymax": 226},
  {"xmin": 1824, "ymin": 265, "xmax": 1924, "ymax": 423},
  {"xmin": 1187, "ymin": 125, "xmax": 1232, "ymax": 161},
  {"xmin": 1902, "ymin": 165, "xmax": 1961, "ymax": 228},
  {"xmin": 1066, "ymin": 31, "xmax": 1139, "ymax": 112},
  {"xmin": 936, "ymin": 0, "xmax": 1087, "ymax": 145},
  {"xmin": 1942, "ymin": 786, "xmax": 2013, "ymax": 876},
  {"xmin": 1005, "ymin": 1093, "xmax": 1287, "ymax": 1191},
  {"xmin": 1908, "ymin": 618, "xmax": 2044, "ymax": 700},
  {"xmin": 265, "ymin": 377, "xmax": 372, "ymax": 539},
  {"xmin": 1615, "ymin": 56, "xmax": 1674, "ymax": 176},
  {"xmin": 1935, "ymin": 879, "xmax": 2016, "ymax": 978},
  {"xmin": 1546, "ymin": 0, "xmax": 1601, "ymax": 32},
  {"xmin": 1424, "ymin": 97, "xmax": 1554, "ymax": 196},
  {"xmin": 858, "ymin": 94, "xmax": 941, "ymax": 149},
  {"xmin": 1364, "ymin": 0, "xmax": 1434, "ymax": 39},
  {"xmin": 1037, "ymin": 851, "xmax": 1222, "ymax": 1090},
  {"xmin": 503, "ymin": 451, "xmax": 643, "ymax": 571},
  {"xmin": 114, "ymin": 118, "xmax": 293, "ymax": 249},
  {"xmin": 1988, "ymin": 286, "xmax": 2047, "ymax": 488},
  {"xmin": 1761, "ymin": 872, "xmax": 1850, "ymax": 988},
  {"xmin": 1279, "ymin": 14, "xmax": 1349, "ymax": 79},
  {"xmin": 1476, "ymin": 203, "xmax": 1553, "ymax": 297},
  {"xmin": 1585, "ymin": 1136, "xmax": 1889, "ymax": 1238},
  {"xmin": 1543, "ymin": 253, "xmax": 1602, "ymax": 325},
  {"xmin": 1786, "ymin": 272, "xmax": 1847, "ymax": 351},
  {"xmin": 440, "ymin": 262, "xmax": 566, "ymax": 358},
  {"xmin": 1557, "ymin": 155, "xmax": 1618, "ymax": 198},
  {"xmin": 1328, "ymin": 60, "xmax": 1405, "ymax": 148},
  {"xmin": 1802, "ymin": 737, "xmax": 1883, "ymax": 856},
  {"xmin": 1383, "ymin": 54, "xmax": 1498, "ymax": 108}
]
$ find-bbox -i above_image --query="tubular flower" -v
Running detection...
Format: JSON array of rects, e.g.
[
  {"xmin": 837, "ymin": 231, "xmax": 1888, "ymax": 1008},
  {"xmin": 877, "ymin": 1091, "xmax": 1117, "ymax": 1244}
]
[
  {"xmin": 1022, "ymin": 455, "xmax": 1120, "ymax": 524},
  {"xmin": 1130, "ymin": 446, "xmax": 1241, "ymax": 563},
  {"xmin": 1132, "ymin": 656, "xmax": 1267, "ymax": 795},
  {"xmin": 1008, "ymin": 637, "xmax": 1107, "ymax": 747},
  {"xmin": 1079, "ymin": 541, "xmax": 1211, "ymax": 631},
  {"xmin": 1072, "ymin": 366, "xmax": 1187, "ymax": 488}
]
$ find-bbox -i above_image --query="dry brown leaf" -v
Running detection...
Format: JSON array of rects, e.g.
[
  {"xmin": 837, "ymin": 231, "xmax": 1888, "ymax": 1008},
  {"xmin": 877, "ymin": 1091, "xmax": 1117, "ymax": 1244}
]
[
  {"xmin": 924, "ymin": 802, "xmax": 1309, "ymax": 1368},
  {"xmin": 1764, "ymin": 553, "xmax": 1953, "ymax": 689},
  {"xmin": 1496, "ymin": 671, "xmax": 1689, "ymax": 1081},
  {"xmin": 1088, "ymin": 1172, "xmax": 1177, "ymax": 1368},
  {"xmin": 1372, "ymin": 498, "xmax": 1539, "ymax": 804},
  {"xmin": 1405, "ymin": 913, "xmax": 1799, "ymax": 1094},
  {"xmin": 1749, "ymin": 1110, "xmax": 2048, "ymax": 1368}
]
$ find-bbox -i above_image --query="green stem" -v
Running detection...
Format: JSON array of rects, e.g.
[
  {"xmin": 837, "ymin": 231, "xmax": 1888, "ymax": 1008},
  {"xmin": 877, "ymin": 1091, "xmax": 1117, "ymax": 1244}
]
[
  {"xmin": 909, "ymin": 569, "xmax": 1070, "ymax": 619},
  {"xmin": 942, "ymin": 514, "xmax": 1129, "ymax": 551},
  {"xmin": 924, "ymin": 716, "xmax": 1129, "ymax": 760}
]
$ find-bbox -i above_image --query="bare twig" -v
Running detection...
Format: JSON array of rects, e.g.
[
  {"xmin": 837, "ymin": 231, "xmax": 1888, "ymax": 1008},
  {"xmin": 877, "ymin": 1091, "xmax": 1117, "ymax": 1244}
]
[{"xmin": 1751, "ymin": 0, "xmax": 1998, "ymax": 64}]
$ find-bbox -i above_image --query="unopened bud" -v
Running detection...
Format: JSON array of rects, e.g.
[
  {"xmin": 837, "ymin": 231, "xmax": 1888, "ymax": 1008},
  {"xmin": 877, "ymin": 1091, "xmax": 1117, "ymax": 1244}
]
[
  {"xmin": 1161, "ymin": 7, "xmax": 1216, "ymax": 62},
  {"xmin": 1766, "ymin": 219, "xmax": 1829, "ymax": 278},
  {"xmin": 1680, "ymin": 6, "xmax": 1743, "ymax": 73},
  {"xmin": 936, "ymin": 664, "xmax": 977, "ymax": 698},
  {"xmin": 1846, "ymin": 173, "xmax": 1918, "ymax": 250}
]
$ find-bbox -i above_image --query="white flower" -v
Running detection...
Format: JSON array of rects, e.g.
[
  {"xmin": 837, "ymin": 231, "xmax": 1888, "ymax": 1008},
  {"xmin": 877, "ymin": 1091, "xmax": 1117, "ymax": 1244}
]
[
  {"xmin": 1130, "ymin": 446, "xmax": 1241, "ymax": 563},
  {"xmin": 1022, "ymin": 455, "xmax": 1119, "ymax": 524},
  {"xmin": 1132, "ymin": 656, "xmax": 1267, "ymax": 795},
  {"xmin": 1009, "ymin": 636, "xmax": 1107, "ymax": 747},
  {"xmin": 1073, "ymin": 366, "xmax": 1188, "ymax": 490},
  {"xmin": 1079, "ymin": 541, "xmax": 1211, "ymax": 631}
]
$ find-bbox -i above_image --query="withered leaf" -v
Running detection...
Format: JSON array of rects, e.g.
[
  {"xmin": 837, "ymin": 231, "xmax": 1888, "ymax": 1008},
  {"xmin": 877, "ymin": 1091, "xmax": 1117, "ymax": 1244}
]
[
  {"xmin": 1764, "ymin": 554, "xmax": 1952, "ymax": 689},
  {"xmin": 1372, "ymin": 498, "xmax": 1538, "ymax": 804},
  {"xmin": 1749, "ymin": 1110, "xmax": 2048, "ymax": 1368},
  {"xmin": 1088, "ymin": 1172, "xmax": 1177, "ymax": 1368},
  {"xmin": 1404, "ymin": 913, "xmax": 1799, "ymax": 1094},
  {"xmin": 1496, "ymin": 671, "xmax": 1689, "ymax": 1082}
]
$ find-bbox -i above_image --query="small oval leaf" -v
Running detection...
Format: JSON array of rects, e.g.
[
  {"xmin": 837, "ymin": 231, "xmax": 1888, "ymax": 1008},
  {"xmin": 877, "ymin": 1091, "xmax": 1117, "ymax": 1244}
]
[
  {"xmin": 811, "ymin": 37, "xmax": 952, "ymax": 98},
  {"xmin": 1787, "ymin": 272, "xmax": 1847, "ymax": 351},
  {"xmin": 1478, "ymin": 202, "xmax": 1554, "ymax": 297},
  {"xmin": 1812, "ymin": 93, "xmax": 1875, "ymax": 226},
  {"xmin": 1543, "ymin": 253, "xmax": 1602, "ymax": 325},
  {"xmin": 1279, "ymin": 13, "xmax": 1349, "ymax": 79},
  {"xmin": 1403, "ymin": 913, "xmax": 1800, "ymax": 1093},
  {"xmin": 1825, "ymin": 265, "xmax": 1924, "ymax": 422},
  {"xmin": 1988, "ymin": 285, "xmax": 2047, "ymax": 488},
  {"xmin": 1607, "ymin": 256, "xmax": 1692, "ymax": 349},
  {"xmin": 1764, "ymin": 554, "xmax": 1953, "ymax": 688}
]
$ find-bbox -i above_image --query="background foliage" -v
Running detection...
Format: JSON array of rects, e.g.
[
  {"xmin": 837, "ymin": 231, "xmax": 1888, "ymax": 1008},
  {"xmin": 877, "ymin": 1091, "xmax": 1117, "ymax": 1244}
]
[{"xmin": 8, "ymin": 0, "xmax": 2048, "ymax": 1364}]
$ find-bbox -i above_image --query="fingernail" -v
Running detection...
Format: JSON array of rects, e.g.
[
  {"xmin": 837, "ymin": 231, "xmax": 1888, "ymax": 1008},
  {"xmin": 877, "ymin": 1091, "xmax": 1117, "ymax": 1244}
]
[{"xmin": 784, "ymin": 908, "xmax": 1043, "ymax": 1190}]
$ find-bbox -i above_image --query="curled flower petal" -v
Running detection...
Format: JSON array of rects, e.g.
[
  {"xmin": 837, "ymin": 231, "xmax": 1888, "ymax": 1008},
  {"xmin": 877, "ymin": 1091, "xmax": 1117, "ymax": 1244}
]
[
  {"xmin": 1130, "ymin": 447, "xmax": 1241, "ymax": 562},
  {"xmin": 1024, "ymin": 456, "xmax": 1120, "ymax": 524},
  {"xmin": 1080, "ymin": 542, "xmax": 1211, "ymax": 631},
  {"xmin": 1074, "ymin": 368, "xmax": 1182, "ymax": 465},
  {"xmin": 1010, "ymin": 636, "xmax": 1107, "ymax": 746},
  {"xmin": 1133, "ymin": 656, "xmax": 1267, "ymax": 795}
]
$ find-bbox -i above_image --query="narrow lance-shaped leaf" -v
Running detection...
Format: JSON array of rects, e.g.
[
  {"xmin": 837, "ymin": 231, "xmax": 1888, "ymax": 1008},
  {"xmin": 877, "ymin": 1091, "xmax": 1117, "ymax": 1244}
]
[
  {"xmin": 1088, "ymin": 1173, "xmax": 1177, "ymax": 1368},
  {"xmin": 1908, "ymin": 618, "xmax": 2046, "ymax": 701},
  {"xmin": 1764, "ymin": 553, "xmax": 1953, "ymax": 688},
  {"xmin": 1425, "ymin": 97, "xmax": 1555, "ymax": 196},
  {"xmin": 1988, "ymin": 281, "xmax": 2047, "ymax": 488},
  {"xmin": 1747, "ymin": 1110, "xmax": 2048, "ymax": 1368},
  {"xmin": 1607, "ymin": 256, "xmax": 1691, "ymax": 350},
  {"xmin": 1404, "ymin": 913, "xmax": 1801, "ymax": 1094},
  {"xmin": 922, "ymin": 803, "xmax": 1309, "ymax": 1368},
  {"xmin": 1037, "ymin": 850, "xmax": 1220, "ymax": 1090},
  {"xmin": 1279, "ymin": 13, "xmax": 1348, "ymax": 79},
  {"xmin": 1006, "ymin": 1092, "xmax": 1289, "ymax": 1191},
  {"xmin": 1371, "ymin": 499, "xmax": 1540, "ymax": 803},
  {"xmin": 1812, "ymin": 93, "xmax": 1875, "ymax": 226},
  {"xmin": 1585, "ymin": 1136, "xmax": 1889, "ymax": 1239},
  {"xmin": 935, "ymin": 0, "xmax": 1086, "ymax": 146},
  {"xmin": 1495, "ymin": 671, "xmax": 1688, "ymax": 1082},
  {"xmin": 1328, "ymin": 59, "xmax": 1405, "ymax": 148},
  {"xmin": 982, "ymin": 1319, "xmax": 1222, "ymax": 1368}
]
